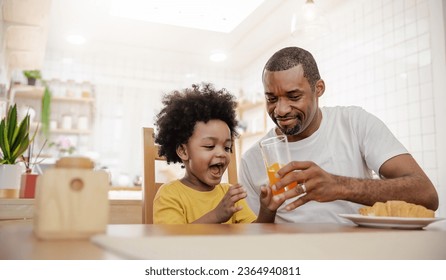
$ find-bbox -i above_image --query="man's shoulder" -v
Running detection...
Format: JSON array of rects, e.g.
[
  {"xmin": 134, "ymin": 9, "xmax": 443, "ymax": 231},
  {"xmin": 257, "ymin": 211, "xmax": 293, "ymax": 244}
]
[
  {"xmin": 322, "ymin": 106, "xmax": 371, "ymax": 122},
  {"xmin": 322, "ymin": 105, "xmax": 366, "ymax": 115}
]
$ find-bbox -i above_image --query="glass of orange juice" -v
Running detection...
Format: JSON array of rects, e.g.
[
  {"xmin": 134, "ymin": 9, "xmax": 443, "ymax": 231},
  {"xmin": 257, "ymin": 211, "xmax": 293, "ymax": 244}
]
[{"xmin": 259, "ymin": 135, "xmax": 297, "ymax": 195}]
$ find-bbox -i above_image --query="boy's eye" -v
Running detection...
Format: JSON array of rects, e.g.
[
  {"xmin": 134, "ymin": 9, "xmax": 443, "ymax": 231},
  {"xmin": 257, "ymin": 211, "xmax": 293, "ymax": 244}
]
[
  {"xmin": 225, "ymin": 147, "xmax": 232, "ymax": 153},
  {"xmin": 203, "ymin": 146, "xmax": 214, "ymax": 149}
]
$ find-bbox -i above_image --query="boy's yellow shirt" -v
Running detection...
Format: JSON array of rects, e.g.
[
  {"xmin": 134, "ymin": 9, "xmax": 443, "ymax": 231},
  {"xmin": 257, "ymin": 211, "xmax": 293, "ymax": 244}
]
[{"xmin": 153, "ymin": 179, "xmax": 257, "ymax": 224}]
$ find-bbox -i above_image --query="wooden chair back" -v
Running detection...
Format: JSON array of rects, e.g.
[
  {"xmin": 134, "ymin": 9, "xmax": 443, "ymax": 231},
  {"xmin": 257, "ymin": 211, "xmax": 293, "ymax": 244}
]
[{"xmin": 142, "ymin": 127, "xmax": 238, "ymax": 224}]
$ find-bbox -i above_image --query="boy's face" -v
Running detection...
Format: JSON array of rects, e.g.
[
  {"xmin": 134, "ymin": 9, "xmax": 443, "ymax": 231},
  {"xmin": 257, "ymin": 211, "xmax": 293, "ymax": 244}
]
[{"xmin": 179, "ymin": 119, "xmax": 232, "ymax": 191}]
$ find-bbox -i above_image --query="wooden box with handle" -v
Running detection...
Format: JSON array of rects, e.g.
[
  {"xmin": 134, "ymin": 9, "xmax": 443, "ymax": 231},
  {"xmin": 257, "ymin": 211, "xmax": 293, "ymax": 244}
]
[{"xmin": 33, "ymin": 157, "xmax": 109, "ymax": 239}]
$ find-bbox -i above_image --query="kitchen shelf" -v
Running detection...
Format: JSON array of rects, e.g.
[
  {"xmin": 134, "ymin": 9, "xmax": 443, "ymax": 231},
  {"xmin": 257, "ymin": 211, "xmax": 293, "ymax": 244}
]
[
  {"xmin": 11, "ymin": 81, "xmax": 96, "ymax": 159},
  {"xmin": 30, "ymin": 122, "xmax": 92, "ymax": 135},
  {"xmin": 237, "ymin": 99, "xmax": 267, "ymax": 155},
  {"xmin": 12, "ymin": 85, "xmax": 94, "ymax": 103}
]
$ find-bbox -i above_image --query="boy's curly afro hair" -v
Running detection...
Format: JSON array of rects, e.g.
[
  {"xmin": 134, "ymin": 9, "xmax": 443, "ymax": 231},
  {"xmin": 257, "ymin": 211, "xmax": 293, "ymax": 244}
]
[{"xmin": 154, "ymin": 83, "xmax": 239, "ymax": 165}]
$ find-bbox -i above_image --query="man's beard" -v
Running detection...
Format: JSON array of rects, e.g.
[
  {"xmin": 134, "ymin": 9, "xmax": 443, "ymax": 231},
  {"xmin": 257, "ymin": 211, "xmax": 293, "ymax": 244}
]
[
  {"xmin": 281, "ymin": 125, "xmax": 301, "ymax": 136},
  {"xmin": 275, "ymin": 120, "xmax": 301, "ymax": 136}
]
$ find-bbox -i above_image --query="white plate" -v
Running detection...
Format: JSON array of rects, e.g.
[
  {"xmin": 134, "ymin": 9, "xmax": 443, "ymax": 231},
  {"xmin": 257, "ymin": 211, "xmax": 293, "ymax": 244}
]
[{"xmin": 339, "ymin": 214, "xmax": 444, "ymax": 229}]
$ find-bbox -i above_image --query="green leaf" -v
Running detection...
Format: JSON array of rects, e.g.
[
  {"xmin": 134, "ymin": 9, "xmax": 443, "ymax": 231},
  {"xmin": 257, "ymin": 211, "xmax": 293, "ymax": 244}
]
[
  {"xmin": 23, "ymin": 70, "xmax": 41, "ymax": 79},
  {"xmin": 0, "ymin": 118, "xmax": 11, "ymax": 160},
  {"xmin": 0, "ymin": 104, "xmax": 31, "ymax": 164},
  {"xmin": 6, "ymin": 104, "xmax": 17, "ymax": 146},
  {"xmin": 12, "ymin": 136, "xmax": 29, "ymax": 163},
  {"xmin": 12, "ymin": 115, "xmax": 30, "ymax": 151},
  {"xmin": 0, "ymin": 119, "xmax": 9, "ymax": 159},
  {"xmin": 41, "ymin": 86, "xmax": 52, "ymax": 138}
]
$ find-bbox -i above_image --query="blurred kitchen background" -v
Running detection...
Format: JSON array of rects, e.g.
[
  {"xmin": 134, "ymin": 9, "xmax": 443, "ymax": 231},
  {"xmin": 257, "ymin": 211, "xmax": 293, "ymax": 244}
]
[{"xmin": 0, "ymin": 0, "xmax": 445, "ymax": 215}]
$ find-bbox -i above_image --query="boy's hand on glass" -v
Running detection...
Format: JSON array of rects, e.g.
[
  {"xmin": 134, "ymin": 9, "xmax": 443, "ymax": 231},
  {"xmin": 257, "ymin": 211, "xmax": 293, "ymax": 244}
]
[
  {"xmin": 253, "ymin": 185, "xmax": 282, "ymax": 223},
  {"xmin": 259, "ymin": 184, "xmax": 284, "ymax": 212}
]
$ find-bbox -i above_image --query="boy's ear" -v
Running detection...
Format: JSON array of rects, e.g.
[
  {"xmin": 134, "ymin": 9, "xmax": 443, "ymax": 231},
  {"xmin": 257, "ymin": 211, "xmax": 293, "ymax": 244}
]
[{"xmin": 176, "ymin": 144, "xmax": 189, "ymax": 161}]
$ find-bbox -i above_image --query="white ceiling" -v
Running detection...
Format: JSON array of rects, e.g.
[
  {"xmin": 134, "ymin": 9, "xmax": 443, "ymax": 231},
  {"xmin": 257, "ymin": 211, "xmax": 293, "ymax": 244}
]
[
  {"xmin": 45, "ymin": 0, "xmax": 285, "ymax": 69},
  {"xmin": 4, "ymin": 0, "xmax": 343, "ymax": 71},
  {"xmin": 108, "ymin": 0, "xmax": 266, "ymax": 33}
]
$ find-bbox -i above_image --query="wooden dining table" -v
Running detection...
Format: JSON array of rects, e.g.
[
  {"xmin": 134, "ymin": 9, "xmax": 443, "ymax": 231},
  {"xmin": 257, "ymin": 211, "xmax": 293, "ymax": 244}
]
[{"xmin": 1, "ymin": 219, "xmax": 445, "ymax": 260}]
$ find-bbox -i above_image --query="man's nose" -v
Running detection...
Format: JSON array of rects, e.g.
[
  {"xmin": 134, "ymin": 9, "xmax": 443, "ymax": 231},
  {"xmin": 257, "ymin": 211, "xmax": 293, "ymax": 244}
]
[{"xmin": 274, "ymin": 98, "xmax": 292, "ymax": 116}]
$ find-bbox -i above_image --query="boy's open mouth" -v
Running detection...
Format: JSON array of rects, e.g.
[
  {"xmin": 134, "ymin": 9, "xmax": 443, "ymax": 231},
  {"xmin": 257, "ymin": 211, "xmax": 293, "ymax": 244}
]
[{"xmin": 209, "ymin": 162, "xmax": 225, "ymax": 177}]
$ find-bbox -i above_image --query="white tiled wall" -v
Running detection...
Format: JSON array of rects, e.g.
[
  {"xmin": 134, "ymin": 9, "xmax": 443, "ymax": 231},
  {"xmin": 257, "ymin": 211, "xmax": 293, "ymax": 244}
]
[{"xmin": 241, "ymin": 0, "xmax": 445, "ymax": 216}]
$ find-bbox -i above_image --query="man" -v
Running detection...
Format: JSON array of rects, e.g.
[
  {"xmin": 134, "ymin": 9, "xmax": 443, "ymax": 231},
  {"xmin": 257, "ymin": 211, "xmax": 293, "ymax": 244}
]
[{"xmin": 239, "ymin": 46, "xmax": 439, "ymax": 223}]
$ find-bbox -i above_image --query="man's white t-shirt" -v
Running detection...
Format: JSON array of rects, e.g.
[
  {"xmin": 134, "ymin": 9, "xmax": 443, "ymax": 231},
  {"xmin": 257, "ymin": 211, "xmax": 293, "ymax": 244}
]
[{"xmin": 239, "ymin": 106, "xmax": 408, "ymax": 223}]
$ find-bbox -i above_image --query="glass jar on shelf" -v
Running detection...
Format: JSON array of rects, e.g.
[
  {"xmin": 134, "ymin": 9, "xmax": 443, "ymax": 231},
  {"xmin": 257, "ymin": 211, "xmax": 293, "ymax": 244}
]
[
  {"xmin": 77, "ymin": 115, "xmax": 89, "ymax": 130},
  {"xmin": 61, "ymin": 114, "xmax": 73, "ymax": 130},
  {"xmin": 81, "ymin": 81, "xmax": 92, "ymax": 98},
  {"xmin": 65, "ymin": 80, "xmax": 75, "ymax": 97}
]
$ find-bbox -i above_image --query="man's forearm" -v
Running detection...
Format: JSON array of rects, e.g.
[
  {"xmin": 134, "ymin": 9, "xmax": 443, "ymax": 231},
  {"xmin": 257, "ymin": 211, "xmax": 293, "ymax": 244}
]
[{"xmin": 336, "ymin": 174, "xmax": 439, "ymax": 210}]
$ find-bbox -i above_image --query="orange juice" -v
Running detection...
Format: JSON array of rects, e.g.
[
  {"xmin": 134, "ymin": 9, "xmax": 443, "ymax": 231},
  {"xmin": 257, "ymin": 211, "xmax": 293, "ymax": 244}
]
[
  {"xmin": 266, "ymin": 162, "xmax": 297, "ymax": 195},
  {"xmin": 267, "ymin": 162, "xmax": 284, "ymax": 195}
]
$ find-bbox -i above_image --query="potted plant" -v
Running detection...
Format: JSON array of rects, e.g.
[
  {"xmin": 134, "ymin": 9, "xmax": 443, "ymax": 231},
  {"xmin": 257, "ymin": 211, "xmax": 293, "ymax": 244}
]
[
  {"xmin": 0, "ymin": 104, "xmax": 33, "ymax": 198},
  {"xmin": 19, "ymin": 125, "xmax": 47, "ymax": 198},
  {"xmin": 23, "ymin": 70, "xmax": 42, "ymax": 86}
]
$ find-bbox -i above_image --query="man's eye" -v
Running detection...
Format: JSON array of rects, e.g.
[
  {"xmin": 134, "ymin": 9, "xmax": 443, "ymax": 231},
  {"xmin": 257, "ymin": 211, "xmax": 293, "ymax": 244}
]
[
  {"xmin": 266, "ymin": 96, "xmax": 277, "ymax": 103},
  {"xmin": 289, "ymin": 95, "xmax": 301, "ymax": 101}
]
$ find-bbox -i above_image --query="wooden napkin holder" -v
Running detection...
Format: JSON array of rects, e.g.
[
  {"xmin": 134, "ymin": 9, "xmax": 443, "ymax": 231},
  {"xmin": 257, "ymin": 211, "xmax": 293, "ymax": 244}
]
[{"xmin": 34, "ymin": 157, "xmax": 109, "ymax": 239}]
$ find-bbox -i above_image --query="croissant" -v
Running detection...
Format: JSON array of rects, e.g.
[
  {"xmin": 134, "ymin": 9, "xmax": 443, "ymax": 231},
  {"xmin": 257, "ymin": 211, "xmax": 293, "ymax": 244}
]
[{"xmin": 359, "ymin": 200, "xmax": 434, "ymax": 218}]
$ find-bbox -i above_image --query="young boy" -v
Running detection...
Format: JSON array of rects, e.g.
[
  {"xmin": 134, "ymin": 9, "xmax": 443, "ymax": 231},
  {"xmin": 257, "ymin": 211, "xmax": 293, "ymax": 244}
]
[{"xmin": 153, "ymin": 83, "xmax": 281, "ymax": 224}]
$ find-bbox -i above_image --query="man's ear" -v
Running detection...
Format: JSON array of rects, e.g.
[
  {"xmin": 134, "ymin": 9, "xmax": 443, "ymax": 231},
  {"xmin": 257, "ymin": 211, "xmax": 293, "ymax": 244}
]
[
  {"xmin": 315, "ymin": 79, "xmax": 325, "ymax": 97},
  {"xmin": 176, "ymin": 144, "xmax": 189, "ymax": 161}
]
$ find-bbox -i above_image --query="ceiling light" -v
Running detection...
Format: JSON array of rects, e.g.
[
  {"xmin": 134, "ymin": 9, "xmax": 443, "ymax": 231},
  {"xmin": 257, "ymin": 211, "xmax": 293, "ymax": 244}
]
[
  {"xmin": 65, "ymin": 35, "xmax": 86, "ymax": 45},
  {"xmin": 109, "ymin": 0, "xmax": 265, "ymax": 33},
  {"xmin": 209, "ymin": 51, "xmax": 227, "ymax": 62},
  {"xmin": 291, "ymin": 0, "xmax": 330, "ymax": 38},
  {"xmin": 302, "ymin": 0, "xmax": 317, "ymax": 21}
]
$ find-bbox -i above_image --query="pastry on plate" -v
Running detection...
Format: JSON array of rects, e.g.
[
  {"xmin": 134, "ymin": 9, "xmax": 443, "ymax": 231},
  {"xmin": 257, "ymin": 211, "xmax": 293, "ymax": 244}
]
[{"xmin": 359, "ymin": 200, "xmax": 434, "ymax": 218}]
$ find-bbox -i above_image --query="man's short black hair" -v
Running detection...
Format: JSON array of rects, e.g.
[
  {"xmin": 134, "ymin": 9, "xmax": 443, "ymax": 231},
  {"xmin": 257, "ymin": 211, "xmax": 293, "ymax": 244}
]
[{"xmin": 263, "ymin": 46, "xmax": 321, "ymax": 90}]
